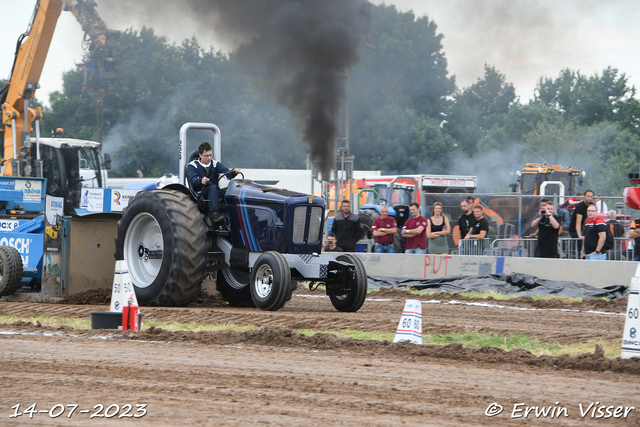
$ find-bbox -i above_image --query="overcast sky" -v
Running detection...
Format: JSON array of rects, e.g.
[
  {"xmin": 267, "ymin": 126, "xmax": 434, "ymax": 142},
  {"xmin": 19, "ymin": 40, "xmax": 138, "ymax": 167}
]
[{"xmin": 2, "ymin": 0, "xmax": 639, "ymax": 106}]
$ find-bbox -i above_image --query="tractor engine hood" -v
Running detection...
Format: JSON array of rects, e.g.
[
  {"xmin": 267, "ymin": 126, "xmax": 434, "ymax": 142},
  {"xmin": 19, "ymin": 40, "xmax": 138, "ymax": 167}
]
[{"xmin": 224, "ymin": 180, "xmax": 325, "ymax": 254}]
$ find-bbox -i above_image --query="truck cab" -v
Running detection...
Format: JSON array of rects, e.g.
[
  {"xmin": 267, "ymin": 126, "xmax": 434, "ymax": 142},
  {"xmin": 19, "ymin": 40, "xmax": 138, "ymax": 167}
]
[
  {"xmin": 513, "ymin": 163, "xmax": 585, "ymax": 197},
  {"xmin": 25, "ymin": 137, "xmax": 110, "ymax": 214}
]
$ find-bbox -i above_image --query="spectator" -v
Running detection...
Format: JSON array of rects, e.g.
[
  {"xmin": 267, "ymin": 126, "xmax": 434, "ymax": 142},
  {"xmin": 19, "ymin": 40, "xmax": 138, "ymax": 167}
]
[
  {"xmin": 402, "ymin": 203, "xmax": 427, "ymax": 254},
  {"xmin": 322, "ymin": 232, "xmax": 343, "ymax": 252},
  {"xmin": 606, "ymin": 210, "xmax": 624, "ymax": 260},
  {"xmin": 559, "ymin": 193, "xmax": 582, "ymax": 222},
  {"xmin": 627, "ymin": 217, "xmax": 640, "ymax": 261},
  {"xmin": 371, "ymin": 205, "xmax": 397, "ymax": 253},
  {"xmin": 331, "ymin": 200, "xmax": 362, "ymax": 252},
  {"xmin": 569, "ymin": 190, "xmax": 594, "ymax": 253},
  {"xmin": 594, "ymin": 196, "xmax": 608, "ymax": 214},
  {"xmin": 530, "ymin": 199, "xmax": 562, "ymax": 258},
  {"xmin": 527, "ymin": 199, "xmax": 542, "ymax": 239},
  {"xmin": 426, "ymin": 202, "xmax": 450, "ymax": 254},
  {"xmin": 581, "ymin": 205, "xmax": 607, "ymax": 260},
  {"xmin": 457, "ymin": 196, "xmax": 476, "ymax": 255},
  {"xmin": 558, "ymin": 194, "xmax": 580, "ymax": 224},
  {"xmin": 606, "ymin": 211, "xmax": 624, "ymax": 237},
  {"xmin": 463, "ymin": 205, "xmax": 488, "ymax": 255},
  {"xmin": 560, "ymin": 193, "xmax": 582, "ymax": 209}
]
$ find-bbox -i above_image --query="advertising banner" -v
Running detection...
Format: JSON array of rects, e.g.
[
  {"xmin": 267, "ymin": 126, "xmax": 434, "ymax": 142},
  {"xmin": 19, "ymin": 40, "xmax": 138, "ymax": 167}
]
[{"xmin": 42, "ymin": 196, "xmax": 64, "ymax": 297}]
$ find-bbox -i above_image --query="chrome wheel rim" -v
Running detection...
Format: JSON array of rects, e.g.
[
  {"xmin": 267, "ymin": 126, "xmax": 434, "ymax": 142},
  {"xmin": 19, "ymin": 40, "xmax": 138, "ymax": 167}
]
[
  {"xmin": 123, "ymin": 213, "xmax": 163, "ymax": 288},
  {"xmin": 253, "ymin": 264, "xmax": 274, "ymax": 299}
]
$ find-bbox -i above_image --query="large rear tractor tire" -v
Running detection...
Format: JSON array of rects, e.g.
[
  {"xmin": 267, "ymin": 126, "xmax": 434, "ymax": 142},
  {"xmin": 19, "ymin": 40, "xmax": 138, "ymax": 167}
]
[
  {"xmin": 216, "ymin": 268, "xmax": 255, "ymax": 307},
  {"xmin": 114, "ymin": 190, "xmax": 209, "ymax": 306},
  {"xmin": 0, "ymin": 246, "xmax": 23, "ymax": 297},
  {"xmin": 250, "ymin": 251, "xmax": 291, "ymax": 311},
  {"xmin": 329, "ymin": 253, "xmax": 367, "ymax": 312}
]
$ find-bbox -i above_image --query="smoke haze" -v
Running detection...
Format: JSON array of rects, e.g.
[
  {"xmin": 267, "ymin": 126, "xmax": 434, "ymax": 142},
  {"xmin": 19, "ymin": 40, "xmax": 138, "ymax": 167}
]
[
  {"xmin": 98, "ymin": 0, "xmax": 370, "ymax": 179},
  {"xmin": 376, "ymin": 0, "xmax": 640, "ymax": 99}
]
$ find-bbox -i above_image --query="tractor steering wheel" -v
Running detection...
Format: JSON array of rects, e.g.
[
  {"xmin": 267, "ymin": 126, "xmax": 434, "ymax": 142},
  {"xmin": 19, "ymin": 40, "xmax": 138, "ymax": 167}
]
[{"xmin": 217, "ymin": 170, "xmax": 244, "ymax": 190}]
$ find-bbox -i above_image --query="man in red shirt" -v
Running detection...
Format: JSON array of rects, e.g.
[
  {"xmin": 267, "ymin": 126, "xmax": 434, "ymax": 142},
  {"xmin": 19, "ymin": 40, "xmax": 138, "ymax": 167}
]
[
  {"xmin": 402, "ymin": 203, "xmax": 427, "ymax": 254},
  {"xmin": 372, "ymin": 205, "xmax": 397, "ymax": 253}
]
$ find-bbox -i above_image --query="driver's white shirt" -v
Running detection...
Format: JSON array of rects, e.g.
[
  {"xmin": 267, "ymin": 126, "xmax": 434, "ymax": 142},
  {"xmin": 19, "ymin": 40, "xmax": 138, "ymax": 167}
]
[{"xmin": 197, "ymin": 159, "xmax": 218, "ymax": 168}]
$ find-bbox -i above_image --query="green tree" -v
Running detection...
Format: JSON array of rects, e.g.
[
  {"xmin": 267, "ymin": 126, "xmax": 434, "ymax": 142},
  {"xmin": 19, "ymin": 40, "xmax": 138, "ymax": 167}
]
[
  {"xmin": 410, "ymin": 114, "xmax": 456, "ymax": 173},
  {"xmin": 502, "ymin": 102, "xmax": 564, "ymax": 144},
  {"xmin": 444, "ymin": 65, "xmax": 517, "ymax": 156},
  {"xmin": 520, "ymin": 120, "xmax": 583, "ymax": 165},
  {"xmin": 41, "ymin": 28, "xmax": 306, "ymax": 177},
  {"xmin": 353, "ymin": 104, "xmax": 416, "ymax": 171},
  {"xmin": 40, "ymin": 5, "xmax": 460, "ymax": 177},
  {"xmin": 521, "ymin": 120, "xmax": 640, "ymax": 196},
  {"xmin": 349, "ymin": 4, "xmax": 455, "ymax": 172},
  {"xmin": 353, "ymin": 103, "xmax": 454, "ymax": 173},
  {"xmin": 351, "ymin": 4, "xmax": 455, "ymax": 121},
  {"xmin": 535, "ymin": 67, "xmax": 640, "ymax": 134},
  {"xmin": 582, "ymin": 123, "xmax": 640, "ymax": 195},
  {"xmin": 460, "ymin": 64, "xmax": 516, "ymax": 128}
]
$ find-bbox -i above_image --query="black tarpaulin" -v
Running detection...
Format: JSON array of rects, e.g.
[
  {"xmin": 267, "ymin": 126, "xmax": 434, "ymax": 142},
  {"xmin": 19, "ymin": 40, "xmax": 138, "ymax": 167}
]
[{"xmin": 367, "ymin": 272, "xmax": 627, "ymax": 299}]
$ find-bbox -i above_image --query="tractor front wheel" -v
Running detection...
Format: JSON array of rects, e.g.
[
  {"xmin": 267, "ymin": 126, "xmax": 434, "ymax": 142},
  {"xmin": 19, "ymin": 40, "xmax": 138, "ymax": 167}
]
[
  {"xmin": 329, "ymin": 253, "xmax": 367, "ymax": 312},
  {"xmin": 250, "ymin": 251, "xmax": 291, "ymax": 311}
]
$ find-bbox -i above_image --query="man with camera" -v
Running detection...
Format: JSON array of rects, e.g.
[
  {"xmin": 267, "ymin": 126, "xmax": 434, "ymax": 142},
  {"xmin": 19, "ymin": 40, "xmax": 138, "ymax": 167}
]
[
  {"xmin": 322, "ymin": 232, "xmax": 343, "ymax": 252},
  {"xmin": 530, "ymin": 199, "xmax": 562, "ymax": 258}
]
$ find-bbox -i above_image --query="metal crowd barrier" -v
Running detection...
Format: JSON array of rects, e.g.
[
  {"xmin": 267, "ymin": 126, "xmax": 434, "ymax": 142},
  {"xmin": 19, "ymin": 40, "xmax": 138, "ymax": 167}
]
[
  {"xmin": 608, "ymin": 237, "xmax": 634, "ymax": 261},
  {"xmin": 559, "ymin": 238, "xmax": 580, "ymax": 259},
  {"xmin": 558, "ymin": 237, "xmax": 633, "ymax": 260},
  {"xmin": 457, "ymin": 238, "xmax": 491, "ymax": 255},
  {"xmin": 487, "ymin": 237, "xmax": 636, "ymax": 260},
  {"xmin": 490, "ymin": 238, "xmax": 536, "ymax": 257}
]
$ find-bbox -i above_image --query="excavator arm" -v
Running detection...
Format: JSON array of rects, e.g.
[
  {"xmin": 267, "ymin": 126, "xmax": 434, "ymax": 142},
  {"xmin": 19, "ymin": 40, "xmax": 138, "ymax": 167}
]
[
  {"xmin": 1, "ymin": 0, "xmax": 123, "ymax": 176},
  {"xmin": 69, "ymin": 0, "xmax": 126, "ymax": 92}
]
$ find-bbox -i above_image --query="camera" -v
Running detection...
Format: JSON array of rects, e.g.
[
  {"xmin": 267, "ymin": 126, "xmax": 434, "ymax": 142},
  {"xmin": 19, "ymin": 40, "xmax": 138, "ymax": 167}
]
[{"xmin": 539, "ymin": 209, "xmax": 550, "ymax": 225}]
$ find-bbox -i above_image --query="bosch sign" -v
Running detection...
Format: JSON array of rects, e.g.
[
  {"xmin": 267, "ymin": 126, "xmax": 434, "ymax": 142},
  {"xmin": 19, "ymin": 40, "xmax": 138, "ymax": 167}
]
[{"xmin": 0, "ymin": 236, "xmax": 33, "ymax": 266}]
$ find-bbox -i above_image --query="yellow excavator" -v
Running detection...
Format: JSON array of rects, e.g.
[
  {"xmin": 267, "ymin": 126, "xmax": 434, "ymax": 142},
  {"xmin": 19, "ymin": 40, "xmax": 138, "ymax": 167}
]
[
  {"xmin": 0, "ymin": 1, "xmax": 125, "ymax": 298},
  {"xmin": 1, "ymin": 0, "xmax": 125, "ymax": 181}
]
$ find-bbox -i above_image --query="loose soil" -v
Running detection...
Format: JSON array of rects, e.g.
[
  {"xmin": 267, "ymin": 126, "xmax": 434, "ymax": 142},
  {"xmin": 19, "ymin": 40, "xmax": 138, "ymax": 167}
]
[{"xmin": 1, "ymin": 287, "xmax": 639, "ymax": 426}]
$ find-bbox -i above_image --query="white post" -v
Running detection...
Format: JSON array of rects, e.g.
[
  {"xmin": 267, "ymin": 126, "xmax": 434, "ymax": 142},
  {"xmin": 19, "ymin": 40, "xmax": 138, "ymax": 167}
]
[{"xmin": 621, "ymin": 265, "xmax": 640, "ymax": 358}]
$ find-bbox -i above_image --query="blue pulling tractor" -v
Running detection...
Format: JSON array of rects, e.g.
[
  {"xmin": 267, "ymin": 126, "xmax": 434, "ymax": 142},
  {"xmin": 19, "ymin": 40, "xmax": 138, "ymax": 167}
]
[{"xmin": 114, "ymin": 123, "xmax": 368, "ymax": 311}]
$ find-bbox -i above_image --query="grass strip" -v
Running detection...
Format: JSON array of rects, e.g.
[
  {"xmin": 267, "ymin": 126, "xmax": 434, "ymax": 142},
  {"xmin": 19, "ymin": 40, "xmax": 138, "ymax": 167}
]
[
  {"xmin": 0, "ymin": 315, "xmax": 621, "ymax": 358},
  {"xmin": 421, "ymin": 331, "xmax": 620, "ymax": 358},
  {"xmin": 394, "ymin": 288, "xmax": 586, "ymax": 302}
]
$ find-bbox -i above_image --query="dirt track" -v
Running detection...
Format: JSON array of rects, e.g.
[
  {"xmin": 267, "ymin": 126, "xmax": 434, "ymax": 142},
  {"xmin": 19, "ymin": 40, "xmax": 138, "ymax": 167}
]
[{"xmin": 1, "ymin": 288, "xmax": 640, "ymax": 425}]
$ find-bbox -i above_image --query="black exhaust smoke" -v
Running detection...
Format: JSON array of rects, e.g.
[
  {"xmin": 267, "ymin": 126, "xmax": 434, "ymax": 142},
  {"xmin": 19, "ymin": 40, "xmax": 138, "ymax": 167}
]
[{"xmin": 103, "ymin": 0, "xmax": 371, "ymax": 180}]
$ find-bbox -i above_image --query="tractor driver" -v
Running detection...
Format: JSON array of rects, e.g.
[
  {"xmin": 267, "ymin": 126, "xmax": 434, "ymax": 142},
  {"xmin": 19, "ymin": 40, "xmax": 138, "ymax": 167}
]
[{"xmin": 187, "ymin": 141, "xmax": 241, "ymax": 223}]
